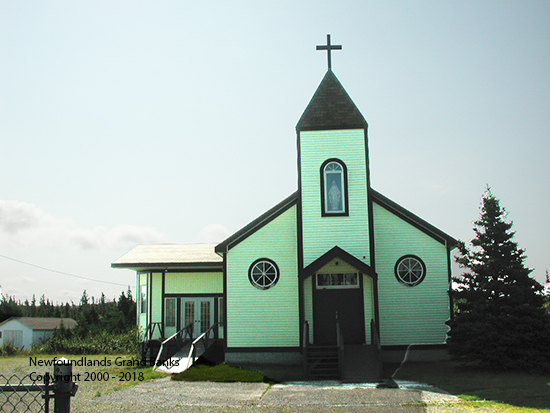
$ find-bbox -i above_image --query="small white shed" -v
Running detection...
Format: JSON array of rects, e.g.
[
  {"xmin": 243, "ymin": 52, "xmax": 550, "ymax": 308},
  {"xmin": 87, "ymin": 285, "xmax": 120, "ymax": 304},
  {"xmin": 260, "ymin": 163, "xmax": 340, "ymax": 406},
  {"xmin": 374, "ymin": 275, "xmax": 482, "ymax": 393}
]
[{"xmin": 0, "ymin": 317, "xmax": 77, "ymax": 350}]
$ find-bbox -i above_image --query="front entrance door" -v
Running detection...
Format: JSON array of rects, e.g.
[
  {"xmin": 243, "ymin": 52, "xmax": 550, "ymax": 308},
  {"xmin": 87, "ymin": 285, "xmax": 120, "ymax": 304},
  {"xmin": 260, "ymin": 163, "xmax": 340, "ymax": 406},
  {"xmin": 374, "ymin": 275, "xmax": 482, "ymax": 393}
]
[
  {"xmin": 313, "ymin": 273, "xmax": 364, "ymax": 345},
  {"xmin": 181, "ymin": 298, "xmax": 215, "ymax": 338}
]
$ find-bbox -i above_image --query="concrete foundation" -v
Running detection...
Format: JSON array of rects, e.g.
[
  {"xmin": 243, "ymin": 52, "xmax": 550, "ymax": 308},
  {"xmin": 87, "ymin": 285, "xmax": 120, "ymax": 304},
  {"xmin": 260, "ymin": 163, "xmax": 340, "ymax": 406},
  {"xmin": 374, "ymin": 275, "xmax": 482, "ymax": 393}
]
[
  {"xmin": 225, "ymin": 351, "xmax": 303, "ymax": 366},
  {"xmin": 381, "ymin": 348, "xmax": 450, "ymax": 364}
]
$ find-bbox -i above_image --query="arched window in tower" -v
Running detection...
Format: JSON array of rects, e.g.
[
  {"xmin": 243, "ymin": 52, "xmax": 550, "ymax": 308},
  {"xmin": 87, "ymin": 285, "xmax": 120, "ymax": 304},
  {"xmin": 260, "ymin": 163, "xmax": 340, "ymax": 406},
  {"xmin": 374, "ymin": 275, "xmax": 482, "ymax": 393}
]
[{"xmin": 321, "ymin": 159, "xmax": 348, "ymax": 216}]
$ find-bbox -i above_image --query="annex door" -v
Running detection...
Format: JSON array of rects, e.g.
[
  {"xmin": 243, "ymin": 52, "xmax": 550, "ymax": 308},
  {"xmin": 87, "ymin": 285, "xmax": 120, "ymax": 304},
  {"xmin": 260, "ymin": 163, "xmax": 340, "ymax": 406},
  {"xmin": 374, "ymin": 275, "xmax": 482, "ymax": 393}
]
[
  {"xmin": 181, "ymin": 298, "xmax": 215, "ymax": 338},
  {"xmin": 313, "ymin": 273, "xmax": 364, "ymax": 345}
]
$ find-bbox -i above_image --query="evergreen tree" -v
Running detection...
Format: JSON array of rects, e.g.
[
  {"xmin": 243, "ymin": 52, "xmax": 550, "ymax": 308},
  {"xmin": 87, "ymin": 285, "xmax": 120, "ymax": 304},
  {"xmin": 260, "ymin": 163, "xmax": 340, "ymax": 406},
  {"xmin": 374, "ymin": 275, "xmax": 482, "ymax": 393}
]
[
  {"xmin": 117, "ymin": 287, "xmax": 136, "ymax": 329},
  {"xmin": 30, "ymin": 295, "xmax": 37, "ymax": 316},
  {"xmin": 447, "ymin": 189, "xmax": 550, "ymax": 371},
  {"xmin": 0, "ymin": 295, "xmax": 22, "ymax": 323},
  {"xmin": 544, "ymin": 269, "xmax": 550, "ymax": 315},
  {"xmin": 80, "ymin": 290, "xmax": 89, "ymax": 306}
]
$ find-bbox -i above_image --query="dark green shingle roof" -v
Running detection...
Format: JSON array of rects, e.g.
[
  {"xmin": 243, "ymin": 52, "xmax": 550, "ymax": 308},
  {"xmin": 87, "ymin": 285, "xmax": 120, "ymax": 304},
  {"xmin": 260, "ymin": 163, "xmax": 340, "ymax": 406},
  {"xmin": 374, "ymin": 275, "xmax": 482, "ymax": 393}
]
[{"xmin": 296, "ymin": 70, "xmax": 367, "ymax": 131}]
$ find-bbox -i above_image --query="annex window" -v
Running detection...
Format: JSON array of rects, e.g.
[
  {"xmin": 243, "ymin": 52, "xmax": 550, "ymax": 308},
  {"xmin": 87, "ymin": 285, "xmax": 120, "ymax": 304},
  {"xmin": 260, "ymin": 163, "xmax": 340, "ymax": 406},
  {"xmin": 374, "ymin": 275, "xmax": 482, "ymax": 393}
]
[
  {"xmin": 139, "ymin": 284, "xmax": 147, "ymax": 314},
  {"xmin": 321, "ymin": 159, "xmax": 348, "ymax": 216},
  {"xmin": 316, "ymin": 273, "xmax": 359, "ymax": 289},
  {"xmin": 394, "ymin": 255, "xmax": 426, "ymax": 287},
  {"xmin": 248, "ymin": 258, "xmax": 280, "ymax": 290},
  {"xmin": 165, "ymin": 297, "xmax": 176, "ymax": 328}
]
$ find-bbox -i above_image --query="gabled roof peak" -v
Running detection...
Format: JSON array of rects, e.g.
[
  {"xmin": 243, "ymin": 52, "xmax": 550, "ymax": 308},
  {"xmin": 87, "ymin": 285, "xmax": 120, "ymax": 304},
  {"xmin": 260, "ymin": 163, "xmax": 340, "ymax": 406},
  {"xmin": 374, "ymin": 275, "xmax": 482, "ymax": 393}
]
[
  {"xmin": 299, "ymin": 246, "xmax": 376, "ymax": 280},
  {"xmin": 296, "ymin": 70, "xmax": 367, "ymax": 132}
]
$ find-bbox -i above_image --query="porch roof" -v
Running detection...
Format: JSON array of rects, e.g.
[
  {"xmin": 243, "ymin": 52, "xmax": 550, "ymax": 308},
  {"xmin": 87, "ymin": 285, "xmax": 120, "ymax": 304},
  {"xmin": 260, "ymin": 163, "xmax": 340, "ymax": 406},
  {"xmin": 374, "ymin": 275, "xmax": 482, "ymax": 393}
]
[{"xmin": 112, "ymin": 243, "xmax": 223, "ymax": 271}]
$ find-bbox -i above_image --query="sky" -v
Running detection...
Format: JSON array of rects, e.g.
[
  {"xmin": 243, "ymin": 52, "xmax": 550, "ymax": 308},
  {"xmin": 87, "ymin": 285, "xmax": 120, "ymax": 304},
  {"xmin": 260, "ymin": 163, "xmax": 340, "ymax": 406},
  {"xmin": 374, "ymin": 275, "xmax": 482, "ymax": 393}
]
[{"xmin": 1, "ymin": 1, "xmax": 549, "ymax": 304}]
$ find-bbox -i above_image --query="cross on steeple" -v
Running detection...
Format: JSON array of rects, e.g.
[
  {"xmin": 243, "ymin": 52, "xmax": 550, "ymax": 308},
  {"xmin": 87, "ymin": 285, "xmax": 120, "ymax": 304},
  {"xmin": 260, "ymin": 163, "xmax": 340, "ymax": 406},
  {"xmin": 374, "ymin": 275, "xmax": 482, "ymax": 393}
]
[{"xmin": 316, "ymin": 34, "xmax": 342, "ymax": 70}]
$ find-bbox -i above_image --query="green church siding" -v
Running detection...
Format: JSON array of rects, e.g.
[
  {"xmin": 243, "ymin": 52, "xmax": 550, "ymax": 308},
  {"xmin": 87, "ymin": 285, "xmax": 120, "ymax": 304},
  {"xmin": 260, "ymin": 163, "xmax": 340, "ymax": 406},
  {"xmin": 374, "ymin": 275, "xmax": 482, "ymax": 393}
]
[
  {"xmin": 373, "ymin": 202, "xmax": 450, "ymax": 346},
  {"xmin": 363, "ymin": 274, "xmax": 374, "ymax": 344},
  {"xmin": 303, "ymin": 276, "xmax": 314, "ymax": 343},
  {"xmin": 299, "ymin": 129, "xmax": 370, "ymax": 267},
  {"xmin": 165, "ymin": 272, "xmax": 223, "ymax": 295},
  {"xmin": 226, "ymin": 205, "xmax": 299, "ymax": 349}
]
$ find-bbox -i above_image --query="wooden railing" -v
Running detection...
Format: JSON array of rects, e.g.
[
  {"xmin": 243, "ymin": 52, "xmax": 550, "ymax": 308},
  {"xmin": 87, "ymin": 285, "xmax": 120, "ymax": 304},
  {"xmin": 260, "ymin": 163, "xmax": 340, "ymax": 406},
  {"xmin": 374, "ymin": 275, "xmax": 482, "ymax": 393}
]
[
  {"xmin": 370, "ymin": 319, "xmax": 381, "ymax": 351},
  {"xmin": 140, "ymin": 322, "xmax": 165, "ymax": 360},
  {"xmin": 142, "ymin": 322, "xmax": 164, "ymax": 342},
  {"xmin": 184, "ymin": 322, "xmax": 219, "ymax": 370},
  {"xmin": 153, "ymin": 322, "xmax": 194, "ymax": 368}
]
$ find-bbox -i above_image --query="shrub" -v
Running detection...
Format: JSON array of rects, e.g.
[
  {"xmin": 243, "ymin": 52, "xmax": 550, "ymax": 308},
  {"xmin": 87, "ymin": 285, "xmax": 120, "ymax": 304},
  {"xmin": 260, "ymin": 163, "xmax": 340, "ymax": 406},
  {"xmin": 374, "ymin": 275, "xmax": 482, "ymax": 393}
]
[
  {"xmin": 0, "ymin": 343, "xmax": 19, "ymax": 356},
  {"xmin": 38, "ymin": 328, "xmax": 139, "ymax": 355}
]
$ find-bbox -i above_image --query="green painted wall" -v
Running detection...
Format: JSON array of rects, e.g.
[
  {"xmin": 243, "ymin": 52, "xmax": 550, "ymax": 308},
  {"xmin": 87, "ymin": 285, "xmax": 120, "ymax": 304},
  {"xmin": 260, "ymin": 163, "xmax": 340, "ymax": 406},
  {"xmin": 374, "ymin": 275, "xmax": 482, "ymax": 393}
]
[
  {"xmin": 165, "ymin": 272, "xmax": 223, "ymax": 294},
  {"xmin": 226, "ymin": 205, "xmax": 299, "ymax": 348},
  {"xmin": 316, "ymin": 258, "xmax": 357, "ymax": 274},
  {"xmin": 299, "ymin": 129, "xmax": 370, "ymax": 267},
  {"xmin": 373, "ymin": 202, "xmax": 450, "ymax": 345}
]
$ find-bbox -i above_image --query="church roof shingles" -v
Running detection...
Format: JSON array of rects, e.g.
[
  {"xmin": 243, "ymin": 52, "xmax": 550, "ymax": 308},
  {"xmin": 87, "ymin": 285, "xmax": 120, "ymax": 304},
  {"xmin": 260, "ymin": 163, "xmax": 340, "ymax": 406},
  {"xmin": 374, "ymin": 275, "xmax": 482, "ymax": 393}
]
[{"xmin": 296, "ymin": 70, "xmax": 367, "ymax": 131}]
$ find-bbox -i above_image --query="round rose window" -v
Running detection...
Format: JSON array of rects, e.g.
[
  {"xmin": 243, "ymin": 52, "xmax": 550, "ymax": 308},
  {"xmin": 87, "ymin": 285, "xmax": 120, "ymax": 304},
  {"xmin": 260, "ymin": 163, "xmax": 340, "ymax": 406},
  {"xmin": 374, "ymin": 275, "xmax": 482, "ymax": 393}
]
[
  {"xmin": 394, "ymin": 255, "xmax": 426, "ymax": 286},
  {"xmin": 248, "ymin": 259, "xmax": 280, "ymax": 290}
]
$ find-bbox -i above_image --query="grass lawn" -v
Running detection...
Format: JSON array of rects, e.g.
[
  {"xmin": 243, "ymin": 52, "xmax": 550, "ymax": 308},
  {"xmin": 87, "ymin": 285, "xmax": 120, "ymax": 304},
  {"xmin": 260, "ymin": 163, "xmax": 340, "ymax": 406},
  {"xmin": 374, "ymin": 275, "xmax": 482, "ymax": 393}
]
[
  {"xmin": 171, "ymin": 362, "xmax": 267, "ymax": 382},
  {"xmin": 389, "ymin": 361, "xmax": 550, "ymax": 412}
]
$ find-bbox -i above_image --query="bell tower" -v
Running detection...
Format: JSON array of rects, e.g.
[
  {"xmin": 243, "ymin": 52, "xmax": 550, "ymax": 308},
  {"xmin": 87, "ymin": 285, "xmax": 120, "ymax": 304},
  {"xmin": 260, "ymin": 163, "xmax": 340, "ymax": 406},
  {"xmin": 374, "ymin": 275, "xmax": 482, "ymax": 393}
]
[{"xmin": 296, "ymin": 36, "xmax": 372, "ymax": 270}]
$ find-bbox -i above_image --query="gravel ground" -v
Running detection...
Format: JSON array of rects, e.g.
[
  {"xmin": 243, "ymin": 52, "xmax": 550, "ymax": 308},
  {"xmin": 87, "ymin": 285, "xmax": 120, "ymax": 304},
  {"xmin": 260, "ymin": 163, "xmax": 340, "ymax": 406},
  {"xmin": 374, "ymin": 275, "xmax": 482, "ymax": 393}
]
[
  {"xmin": 2, "ymin": 356, "xmax": 495, "ymax": 412},
  {"xmin": 72, "ymin": 378, "xmax": 471, "ymax": 413}
]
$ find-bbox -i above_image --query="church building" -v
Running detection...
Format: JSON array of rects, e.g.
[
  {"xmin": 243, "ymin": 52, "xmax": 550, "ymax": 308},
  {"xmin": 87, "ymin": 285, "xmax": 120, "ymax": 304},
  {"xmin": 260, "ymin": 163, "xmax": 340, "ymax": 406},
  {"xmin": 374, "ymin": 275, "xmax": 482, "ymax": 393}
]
[{"xmin": 113, "ymin": 36, "xmax": 456, "ymax": 377}]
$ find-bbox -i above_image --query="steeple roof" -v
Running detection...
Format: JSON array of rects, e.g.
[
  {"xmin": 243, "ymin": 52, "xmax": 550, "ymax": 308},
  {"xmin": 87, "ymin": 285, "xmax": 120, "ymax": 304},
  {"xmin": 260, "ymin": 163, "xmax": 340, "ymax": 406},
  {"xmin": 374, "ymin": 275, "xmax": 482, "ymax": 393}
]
[{"xmin": 296, "ymin": 70, "xmax": 367, "ymax": 131}]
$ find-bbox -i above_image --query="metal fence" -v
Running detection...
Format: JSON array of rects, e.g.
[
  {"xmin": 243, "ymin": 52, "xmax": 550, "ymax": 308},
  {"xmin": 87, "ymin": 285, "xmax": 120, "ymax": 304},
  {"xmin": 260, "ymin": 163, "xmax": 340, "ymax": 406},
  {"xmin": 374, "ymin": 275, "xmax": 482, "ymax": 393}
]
[{"xmin": 0, "ymin": 359, "xmax": 78, "ymax": 413}]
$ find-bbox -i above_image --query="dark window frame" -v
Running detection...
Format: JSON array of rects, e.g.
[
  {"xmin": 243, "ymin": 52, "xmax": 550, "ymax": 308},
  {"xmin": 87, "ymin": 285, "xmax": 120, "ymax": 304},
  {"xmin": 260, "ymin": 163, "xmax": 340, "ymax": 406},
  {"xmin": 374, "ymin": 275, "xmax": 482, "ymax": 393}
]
[
  {"xmin": 394, "ymin": 255, "xmax": 426, "ymax": 287},
  {"xmin": 164, "ymin": 297, "xmax": 177, "ymax": 327},
  {"xmin": 248, "ymin": 258, "xmax": 280, "ymax": 290},
  {"xmin": 139, "ymin": 283, "xmax": 147, "ymax": 314},
  {"xmin": 315, "ymin": 272, "xmax": 360, "ymax": 289},
  {"xmin": 320, "ymin": 158, "xmax": 349, "ymax": 217}
]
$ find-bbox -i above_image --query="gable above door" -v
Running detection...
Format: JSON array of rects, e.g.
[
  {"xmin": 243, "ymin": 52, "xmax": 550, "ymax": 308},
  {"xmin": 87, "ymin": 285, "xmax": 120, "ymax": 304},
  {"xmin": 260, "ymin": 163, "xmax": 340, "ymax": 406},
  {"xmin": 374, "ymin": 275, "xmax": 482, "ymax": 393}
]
[{"xmin": 299, "ymin": 245, "xmax": 377, "ymax": 281}]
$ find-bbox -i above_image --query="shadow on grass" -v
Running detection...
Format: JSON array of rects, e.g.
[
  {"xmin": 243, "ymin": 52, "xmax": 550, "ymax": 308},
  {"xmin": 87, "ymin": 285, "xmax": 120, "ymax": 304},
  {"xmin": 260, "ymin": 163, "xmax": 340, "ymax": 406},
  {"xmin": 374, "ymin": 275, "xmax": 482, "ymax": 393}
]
[{"xmin": 387, "ymin": 361, "xmax": 550, "ymax": 410}]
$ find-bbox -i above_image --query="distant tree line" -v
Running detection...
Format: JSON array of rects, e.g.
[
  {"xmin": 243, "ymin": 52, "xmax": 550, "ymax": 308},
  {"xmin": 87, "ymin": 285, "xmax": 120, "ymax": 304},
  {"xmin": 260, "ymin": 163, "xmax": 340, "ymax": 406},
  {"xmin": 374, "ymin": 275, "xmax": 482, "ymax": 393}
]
[{"xmin": 0, "ymin": 288, "xmax": 136, "ymax": 336}]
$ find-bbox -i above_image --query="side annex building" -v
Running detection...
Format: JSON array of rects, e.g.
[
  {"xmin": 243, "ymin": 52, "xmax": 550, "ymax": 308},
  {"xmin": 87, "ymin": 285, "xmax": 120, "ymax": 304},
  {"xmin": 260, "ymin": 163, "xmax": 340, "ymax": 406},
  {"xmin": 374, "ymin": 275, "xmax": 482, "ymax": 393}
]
[{"xmin": 113, "ymin": 59, "xmax": 457, "ymax": 374}]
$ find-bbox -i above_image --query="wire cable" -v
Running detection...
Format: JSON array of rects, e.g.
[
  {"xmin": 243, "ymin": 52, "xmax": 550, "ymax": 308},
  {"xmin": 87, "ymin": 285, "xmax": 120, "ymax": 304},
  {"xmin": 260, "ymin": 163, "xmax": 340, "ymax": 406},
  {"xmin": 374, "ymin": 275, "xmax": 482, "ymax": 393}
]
[{"xmin": 0, "ymin": 253, "xmax": 129, "ymax": 287}]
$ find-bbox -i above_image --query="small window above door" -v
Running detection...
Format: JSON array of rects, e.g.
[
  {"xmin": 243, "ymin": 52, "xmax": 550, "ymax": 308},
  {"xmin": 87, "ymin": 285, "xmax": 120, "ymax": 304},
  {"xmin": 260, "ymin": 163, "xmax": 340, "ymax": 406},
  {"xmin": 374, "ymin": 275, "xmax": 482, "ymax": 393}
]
[{"xmin": 316, "ymin": 273, "xmax": 359, "ymax": 289}]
